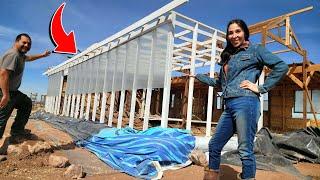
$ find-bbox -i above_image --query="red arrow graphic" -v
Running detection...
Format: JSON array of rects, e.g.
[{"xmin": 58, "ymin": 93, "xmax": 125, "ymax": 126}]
[{"xmin": 50, "ymin": 2, "xmax": 77, "ymax": 54}]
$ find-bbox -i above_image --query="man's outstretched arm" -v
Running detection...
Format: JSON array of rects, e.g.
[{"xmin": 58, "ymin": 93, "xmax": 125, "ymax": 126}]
[
  {"xmin": 25, "ymin": 50, "xmax": 51, "ymax": 62},
  {"xmin": 0, "ymin": 69, "xmax": 10, "ymax": 108}
]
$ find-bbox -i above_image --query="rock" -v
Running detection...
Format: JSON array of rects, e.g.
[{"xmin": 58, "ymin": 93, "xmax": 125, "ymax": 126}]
[
  {"xmin": 189, "ymin": 150, "xmax": 208, "ymax": 167},
  {"xmin": 7, "ymin": 145, "xmax": 23, "ymax": 155},
  {"xmin": 64, "ymin": 164, "xmax": 86, "ymax": 179},
  {"xmin": 0, "ymin": 155, "xmax": 7, "ymax": 162},
  {"xmin": 28, "ymin": 141, "xmax": 53, "ymax": 154},
  {"xmin": 48, "ymin": 154, "xmax": 70, "ymax": 168}
]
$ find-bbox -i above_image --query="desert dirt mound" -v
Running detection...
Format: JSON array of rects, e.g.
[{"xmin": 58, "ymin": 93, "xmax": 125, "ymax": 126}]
[{"xmin": 0, "ymin": 116, "xmax": 320, "ymax": 180}]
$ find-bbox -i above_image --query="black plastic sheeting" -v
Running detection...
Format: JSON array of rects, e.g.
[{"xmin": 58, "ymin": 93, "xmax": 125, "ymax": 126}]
[
  {"xmin": 30, "ymin": 110, "xmax": 107, "ymax": 142},
  {"xmin": 221, "ymin": 127, "xmax": 320, "ymax": 180}
]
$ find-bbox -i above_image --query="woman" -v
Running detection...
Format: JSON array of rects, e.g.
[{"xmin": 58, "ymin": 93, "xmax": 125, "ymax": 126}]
[{"xmin": 193, "ymin": 19, "xmax": 288, "ymax": 180}]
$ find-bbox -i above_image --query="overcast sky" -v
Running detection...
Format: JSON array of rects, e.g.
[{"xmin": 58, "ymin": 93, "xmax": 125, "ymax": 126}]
[{"xmin": 0, "ymin": 0, "xmax": 319, "ymax": 96}]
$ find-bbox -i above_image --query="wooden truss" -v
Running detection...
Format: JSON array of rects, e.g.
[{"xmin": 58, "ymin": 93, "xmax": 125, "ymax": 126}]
[{"xmin": 249, "ymin": 6, "xmax": 319, "ymax": 127}]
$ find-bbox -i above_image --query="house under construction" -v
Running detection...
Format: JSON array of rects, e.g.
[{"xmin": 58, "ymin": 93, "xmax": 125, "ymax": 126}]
[{"xmin": 44, "ymin": 0, "xmax": 320, "ymax": 136}]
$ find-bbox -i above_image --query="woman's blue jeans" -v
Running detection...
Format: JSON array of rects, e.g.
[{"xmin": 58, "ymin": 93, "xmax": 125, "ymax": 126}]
[{"xmin": 208, "ymin": 96, "xmax": 260, "ymax": 179}]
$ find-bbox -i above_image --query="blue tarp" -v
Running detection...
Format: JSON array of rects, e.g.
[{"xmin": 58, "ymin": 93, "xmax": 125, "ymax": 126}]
[{"xmin": 77, "ymin": 127, "xmax": 195, "ymax": 179}]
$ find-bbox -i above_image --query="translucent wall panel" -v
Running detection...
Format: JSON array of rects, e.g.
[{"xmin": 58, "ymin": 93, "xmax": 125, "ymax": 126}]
[
  {"xmin": 72, "ymin": 65, "xmax": 78, "ymax": 94},
  {"xmin": 123, "ymin": 39, "xmax": 138, "ymax": 90},
  {"xmin": 104, "ymin": 50, "xmax": 116, "ymax": 92},
  {"xmin": 53, "ymin": 22, "xmax": 172, "ymax": 96},
  {"xmin": 88, "ymin": 57, "xmax": 98, "ymax": 93},
  {"xmin": 47, "ymin": 72, "xmax": 63, "ymax": 97},
  {"xmin": 96, "ymin": 52, "xmax": 107, "ymax": 93},
  {"xmin": 47, "ymin": 75, "xmax": 52, "ymax": 96},
  {"xmin": 84, "ymin": 60, "xmax": 91, "ymax": 94},
  {"xmin": 72, "ymin": 66, "xmax": 77, "ymax": 94},
  {"xmin": 152, "ymin": 25, "xmax": 169, "ymax": 88},
  {"xmin": 92, "ymin": 56, "xmax": 101, "ymax": 92},
  {"xmin": 78, "ymin": 62, "xmax": 85, "ymax": 94},
  {"xmin": 113, "ymin": 45, "xmax": 126, "ymax": 91},
  {"xmin": 65, "ymin": 72, "xmax": 70, "ymax": 95},
  {"xmin": 55, "ymin": 71, "xmax": 63, "ymax": 96},
  {"xmin": 74, "ymin": 64, "xmax": 81, "ymax": 95},
  {"xmin": 69, "ymin": 66, "xmax": 76, "ymax": 94},
  {"xmin": 86, "ymin": 58, "xmax": 94, "ymax": 93},
  {"xmin": 135, "ymin": 32, "xmax": 152, "ymax": 89}
]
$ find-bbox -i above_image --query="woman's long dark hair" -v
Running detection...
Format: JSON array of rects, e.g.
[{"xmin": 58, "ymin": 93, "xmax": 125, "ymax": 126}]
[{"xmin": 220, "ymin": 19, "xmax": 250, "ymax": 63}]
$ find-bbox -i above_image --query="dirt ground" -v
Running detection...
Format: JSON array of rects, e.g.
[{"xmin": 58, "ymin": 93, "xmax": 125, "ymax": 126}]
[{"xmin": 0, "ymin": 115, "xmax": 320, "ymax": 180}]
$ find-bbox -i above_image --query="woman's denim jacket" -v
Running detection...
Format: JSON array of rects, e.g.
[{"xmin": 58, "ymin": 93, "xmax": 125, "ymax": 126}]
[{"xmin": 195, "ymin": 44, "xmax": 289, "ymax": 98}]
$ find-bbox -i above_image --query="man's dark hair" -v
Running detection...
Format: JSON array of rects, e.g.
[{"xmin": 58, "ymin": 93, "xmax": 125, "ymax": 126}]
[{"xmin": 15, "ymin": 33, "xmax": 32, "ymax": 43}]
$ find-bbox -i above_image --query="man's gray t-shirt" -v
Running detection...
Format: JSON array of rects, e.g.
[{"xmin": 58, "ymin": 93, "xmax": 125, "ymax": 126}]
[{"xmin": 0, "ymin": 48, "xmax": 26, "ymax": 91}]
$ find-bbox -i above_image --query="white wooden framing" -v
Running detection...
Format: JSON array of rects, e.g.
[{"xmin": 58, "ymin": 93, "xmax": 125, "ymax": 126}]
[
  {"xmin": 108, "ymin": 48, "xmax": 118, "ymax": 127},
  {"xmin": 161, "ymin": 21, "xmax": 175, "ymax": 128},
  {"xmin": 129, "ymin": 90, "xmax": 137, "ymax": 128},
  {"xmin": 143, "ymin": 31, "xmax": 157, "ymax": 130},
  {"xmin": 206, "ymin": 31, "xmax": 217, "ymax": 137},
  {"xmin": 75, "ymin": 94, "xmax": 81, "ymax": 118},
  {"xmin": 100, "ymin": 92, "xmax": 107, "ymax": 123},
  {"xmin": 92, "ymin": 93, "xmax": 99, "ymax": 121},
  {"xmin": 128, "ymin": 39, "xmax": 141, "ymax": 128},
  {"xmin": 117, "ymin": 53, "xmax": 126, "ymax": 128},
  {"xmin": 108, "ymin": 92, "xmax": 115, "ymax": 127},
  {"xmin": 85, "ymin": 93, "xmax": 91, "ymax": 120},
  {"xmin": 92, "ymin": 51, "xmax": 103, "ymax": 121},
  {"xmin": 66, "ymin": 95, "xmax": 71, "ymax": 116},
  {"xmin": 44, "ymin": 0, "xmax": 235, "ymax": 137},
  {"xmin": 70, "ymin": 94, "xmax": 76, "ymax": 118},
  {"xmin": 117, "ymin": 91, "xmax": 126, "ymax": 128},
  {"xmin": 79, "ymin": 94, "xmax": 86, "ymax": 119},
  {"xmin": 99, "ymin": 47, "xmax": 111, "ymax": 123},
  {"xmin": 62, "ymin": 94, "xmax": 67, "ymax": 115},
  {"xmin": 186, "ymin": 23, "xmax": 198, "ymax": 130}
]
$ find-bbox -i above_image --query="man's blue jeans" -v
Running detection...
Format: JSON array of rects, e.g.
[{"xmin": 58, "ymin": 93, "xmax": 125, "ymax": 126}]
[{"xmin": 208, "ymin": 96, "xmax": 260, "ymax": 179}]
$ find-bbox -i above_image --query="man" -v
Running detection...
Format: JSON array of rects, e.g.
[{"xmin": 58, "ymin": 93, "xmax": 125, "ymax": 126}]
[{"xmin": 0, "ymin": 33, "xmax": 50, "ymax": 140}]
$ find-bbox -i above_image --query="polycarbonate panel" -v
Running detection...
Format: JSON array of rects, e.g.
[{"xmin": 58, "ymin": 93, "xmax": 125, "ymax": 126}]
[
  {"xmin": 50, "ymin": 74, "xmax": 54, "ymax": 96},
  {"xmin": 135, "ymin": 32, "xmax": 152, "ymax": 89},
  {"xmin": 74, "ymin": 64, "xmax": 80, "ymax": 95},
  {"xmin": 96, "ymin": 52, "xmax": 107, "ymax": 93},
  {"xmin": 47, "ymin": 75, "xmax": 52, "ymax": 96},
  {"xmin": 93, "ymin": 56, "xmax": 100, "ymax": 93},
  {"xmin": 54, "ymin": 73, "xmax": 58, "ymax": 95},
  {"xmin": 65, "ymin": 72, "xmax": 70, "ymax": 95},
  {"xmin": 152, "ymin": 24, "xmax": 169, "ymax": 88},
  {"xmin": 72, "ymin": 66, "xmax": 76, "ymax": 94},
  {"xmin": 48, "ymin": 72, "xmax": 62, "ymax": 96},
  {"xmin": 71, "ymin": 66, "xmax": 76, "ymax": 94},
  {"xmin": 68, "ymin": 67, "xmax": 74, "ymax": 94},
  {"xmin": 104, "ymin": 50, "xmax": 116, "ymax": 92},
  {"xmin": 84, "ymin": 60, "xmax": 91, "ymax": 94},
  {"xmin": 80, "ymin": 62, "xmax": 86, "ymax": 94},
  {"xmin": 123, "ymin": 39, "xmax": 138, "ymax": 90},
  {"xmin": 91, "ymin": 56, "xmax": 99, "ymax": 92},
  {"xmin": 53, "ymin": 72, "xmax": 63, "ymax": 96},
  {"xmin": 89, "ymin": 56, "xmax": 99, "ymax": 93},
  {"xmin": 77, "ymin": 62, "xmax": 83, "ymax": 94},
  {"xmin": 87, "ymin": 58, "xmax": 94, "ymax": 93},
  {"xmin": 113, "ymin": 45, "xmax": 126, "ymax": 91}
]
